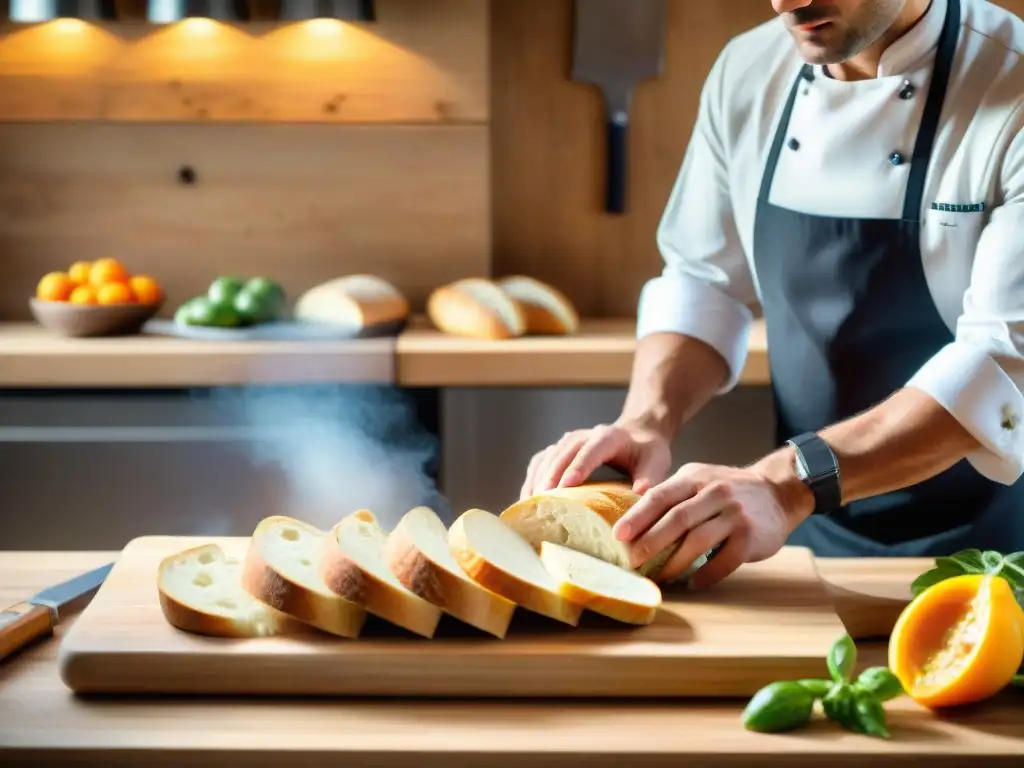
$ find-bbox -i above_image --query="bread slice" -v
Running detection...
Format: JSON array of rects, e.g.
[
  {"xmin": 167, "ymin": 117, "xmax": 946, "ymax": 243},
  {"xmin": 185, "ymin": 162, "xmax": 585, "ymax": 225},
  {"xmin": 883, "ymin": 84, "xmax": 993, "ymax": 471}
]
[
  {"xmin": 293, "ymin": 274, "xmax": 410, "ymax": 330},
  {"xmin": 496, "ymin": 275, "xmax": 579, "ymax": 335},
  {"xmin": 386, "ymin": 506, "xmax": 517, "ymax": 638},
  {"xmin": 500, "ymin": 482, "xmax": 708, "ymax": 583},
  {"xmin": 448, "ymin": 508, "xmax": 583, "ymax": 626},
  {"xmin": 426, "ymin": 277, "xmax": 526, "ymax": 340},
  {"xmin": 321, "ymin": 509, "xmax": 443, "ymax": 638},
  {"xmin": 539, "ymin": 541, "xmax": 662, "ymax": 625},
  {"xmin": 158, "ymin": 543, "xmax": 307, "ymax": 638},
  {"xmin": 240, "ymin": 516, "xmax": 366, "ymax": 639}
]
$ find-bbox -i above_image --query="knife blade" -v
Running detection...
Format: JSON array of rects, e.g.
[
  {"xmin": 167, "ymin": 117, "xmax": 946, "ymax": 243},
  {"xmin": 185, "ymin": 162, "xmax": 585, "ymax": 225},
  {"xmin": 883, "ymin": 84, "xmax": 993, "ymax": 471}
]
[{"xmin": 0, "ymin": 562, "xmax": 112, "ymax": 662}]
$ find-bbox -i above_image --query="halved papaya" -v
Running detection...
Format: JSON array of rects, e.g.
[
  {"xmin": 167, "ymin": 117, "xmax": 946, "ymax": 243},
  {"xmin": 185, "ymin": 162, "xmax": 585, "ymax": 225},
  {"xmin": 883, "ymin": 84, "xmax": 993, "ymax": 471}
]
[{"xmin": 888, "ymin": 573, "xmax": 1024, "ymax": 708}]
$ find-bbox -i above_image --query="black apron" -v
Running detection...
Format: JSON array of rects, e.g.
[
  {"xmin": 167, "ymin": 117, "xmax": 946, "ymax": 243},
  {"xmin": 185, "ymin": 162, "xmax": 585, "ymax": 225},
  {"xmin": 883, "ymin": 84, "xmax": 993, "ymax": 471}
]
[{"xmin": 752, "ymin": 0, "xmax": 1024, "ymax": 557}]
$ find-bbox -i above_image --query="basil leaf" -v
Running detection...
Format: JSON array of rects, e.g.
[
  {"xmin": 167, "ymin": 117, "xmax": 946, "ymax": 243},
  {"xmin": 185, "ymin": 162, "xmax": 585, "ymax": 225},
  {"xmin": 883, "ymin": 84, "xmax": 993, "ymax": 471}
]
[
  {"xmin": 999, "ymin": 552, "xmax": 1024, "ymax": 589},
  {"xmin": 827, "ymin": 634, "xmax": 857, "ymax": 683},
  {"xmin": 910, "ymin": 562, "xmax": 965, "ymax": 596},
  {"xmin": 1012, "ymin": 674, "xmax": 1024, "ymax": 688},
  {"xmin": 854, "ymin": 667, "xmax": 904, "ymax": 702},
  {"xmin": 795, "ymin": 679, "xmax": 833, "ymax": 698},
  {"xmin": 852, "ymin": 695, "xmax": 891, "ymax": 739},
  {"xmin": 937, "ymin": 549, "xmax": 986, "ymax": 573}
]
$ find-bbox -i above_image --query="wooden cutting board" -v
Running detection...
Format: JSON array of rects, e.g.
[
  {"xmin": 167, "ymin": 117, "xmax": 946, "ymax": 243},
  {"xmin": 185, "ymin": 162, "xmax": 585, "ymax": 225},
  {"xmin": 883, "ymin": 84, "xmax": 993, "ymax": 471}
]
[{"xmin": 58, "ymin": 535, "xmax": 848, "ymax": 698}]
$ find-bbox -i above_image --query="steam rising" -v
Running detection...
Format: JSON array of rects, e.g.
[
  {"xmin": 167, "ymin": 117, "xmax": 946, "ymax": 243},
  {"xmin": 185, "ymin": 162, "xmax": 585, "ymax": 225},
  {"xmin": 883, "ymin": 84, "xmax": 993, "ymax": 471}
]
[{"xmin": 198, "ymin": 384, "xmax": 449, "ymax": 532}]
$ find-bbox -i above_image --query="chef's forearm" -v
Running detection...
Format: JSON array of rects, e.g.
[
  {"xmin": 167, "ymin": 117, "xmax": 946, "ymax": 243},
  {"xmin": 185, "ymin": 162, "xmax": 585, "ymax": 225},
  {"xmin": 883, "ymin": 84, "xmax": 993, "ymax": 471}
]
[
  {"xmin": 754, "ymin": 387, "xmax": 982, "ymax": 516},
  {"xmin": 618, "ymin": 332, "xmax": 729, "ymax": 440}
]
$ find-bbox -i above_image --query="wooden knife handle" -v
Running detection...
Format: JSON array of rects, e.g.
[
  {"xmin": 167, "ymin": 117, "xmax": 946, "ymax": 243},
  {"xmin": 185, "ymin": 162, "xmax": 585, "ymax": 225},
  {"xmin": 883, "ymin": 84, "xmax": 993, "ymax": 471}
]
[{"xmin": 0, "ymin": 602, "xmax": 54, "ymax": 661}]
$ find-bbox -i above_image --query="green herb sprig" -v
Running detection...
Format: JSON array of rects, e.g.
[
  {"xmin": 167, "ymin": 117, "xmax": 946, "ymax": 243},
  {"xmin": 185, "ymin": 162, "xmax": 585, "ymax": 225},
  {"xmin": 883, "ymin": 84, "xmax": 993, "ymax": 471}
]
[
  {"xmin": 910, "ymin": 549, "xmax": 1024, "ymax": 688},
  {"xmin": 742, "ymin": 634, "xmax": 904, "ymax": 737}
]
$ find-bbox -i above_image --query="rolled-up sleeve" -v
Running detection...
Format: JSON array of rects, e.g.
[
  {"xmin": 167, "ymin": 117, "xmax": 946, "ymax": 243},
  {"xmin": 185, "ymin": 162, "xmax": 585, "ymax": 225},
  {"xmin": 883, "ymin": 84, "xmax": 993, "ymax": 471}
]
[
  {"xmin": 637, "ymin": 43, "xmax": 758, "ymax": 393},
  {"xmin": 906, "ymin": 111, "xmax": 1024, "ymax": 484}
]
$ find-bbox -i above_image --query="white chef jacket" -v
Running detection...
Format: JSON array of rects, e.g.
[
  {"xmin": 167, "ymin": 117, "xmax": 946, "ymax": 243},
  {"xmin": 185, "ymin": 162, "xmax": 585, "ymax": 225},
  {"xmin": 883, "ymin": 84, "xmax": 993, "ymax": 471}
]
[{"xmin": 638, "ymin": 0, "xmax": 1024, "ymax": 485}]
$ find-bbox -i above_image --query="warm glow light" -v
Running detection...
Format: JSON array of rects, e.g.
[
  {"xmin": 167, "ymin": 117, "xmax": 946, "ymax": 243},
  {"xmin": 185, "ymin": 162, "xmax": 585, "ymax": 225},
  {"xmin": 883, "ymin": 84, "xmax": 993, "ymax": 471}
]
[
  {"xmin": 177, "ymin": 18, "xmax": 221, "ymax": 37},
  {"xmin": 301, "ymin": 19, "xmax": 346, "ymax": 38},
  {"xmin": 47, "ymin": 18, "xmax": 88, "ymax": 34}
]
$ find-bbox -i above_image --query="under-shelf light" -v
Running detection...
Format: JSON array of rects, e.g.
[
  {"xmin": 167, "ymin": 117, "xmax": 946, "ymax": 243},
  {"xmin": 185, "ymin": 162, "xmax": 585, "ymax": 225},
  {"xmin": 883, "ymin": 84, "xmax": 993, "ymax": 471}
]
[
  {"xmin": 146, "ymin": 0, "xmax": 250, "ymax": 24},
  {"xmin": 8, "ymin": 0, "xmax": 116, "ymax": 22},
  {"xmin": 278, "ymin": 0, "xmax": 374, "ymax": 21}
]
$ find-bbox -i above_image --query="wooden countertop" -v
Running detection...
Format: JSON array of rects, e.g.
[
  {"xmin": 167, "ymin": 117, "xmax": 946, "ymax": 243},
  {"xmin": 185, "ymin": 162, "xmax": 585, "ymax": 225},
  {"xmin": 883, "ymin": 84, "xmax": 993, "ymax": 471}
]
[
  {"xmin": 0, "ymin": 318, "xmax": 770, "ymax": 388},
  {"xmin": 1, "ymin": 552, "xmax": 1020, "ymax": 766}
]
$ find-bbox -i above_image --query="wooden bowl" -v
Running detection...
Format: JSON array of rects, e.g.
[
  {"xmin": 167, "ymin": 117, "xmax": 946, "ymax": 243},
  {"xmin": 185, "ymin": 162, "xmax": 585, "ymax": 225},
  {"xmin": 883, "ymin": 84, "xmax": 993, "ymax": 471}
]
[{"xmin": 29, "ymin": 298, "xmax": 164, "ymax": 338}]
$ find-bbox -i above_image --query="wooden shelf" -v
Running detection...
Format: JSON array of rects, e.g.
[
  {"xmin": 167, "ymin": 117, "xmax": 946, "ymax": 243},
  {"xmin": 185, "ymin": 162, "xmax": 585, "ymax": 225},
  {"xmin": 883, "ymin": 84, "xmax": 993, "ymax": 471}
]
[
  {"xmin": 397, "ymin": 317, "xmax": 769, "ymax": 387},
  {"xmin": 0, "ymin": 323, "xmax": 395, "ymax": 388},
  {"xmin": 0, "ymin": 318, "xmax": 769, "ymax": 388}
]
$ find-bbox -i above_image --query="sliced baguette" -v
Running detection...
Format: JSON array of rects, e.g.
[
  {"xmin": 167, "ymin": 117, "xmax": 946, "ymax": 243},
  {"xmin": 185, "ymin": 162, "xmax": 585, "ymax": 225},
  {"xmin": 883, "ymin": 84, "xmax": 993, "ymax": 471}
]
[
  {"xmin": 158, "ymin": 543, "xmax": 307, "ymax": 638},
  {"xmin": 293, "ymin": 274, "xmax": 410, "ymax": 330},
  {"xmin": 240, "ymin": 516, "xmax": 366, "ymax": 639},
  {"xmin": 539, "ymin": 541, "xmax": 662, "ymax": 625},
  {"xmin": 496, "ymin": 275, "xmax": 579, "ymax": 335},
  {"xmin": 500, "ymin": 482, "xmax": 708, "ymax": 583},
  {"xmin": 321, "ymin": 509, "xmax": 443, "ymax": 638},
  {"xmin": 448, "ymin": 508, "xmax": 583, "ymax": 626},
  {"xmin": 386, "ymin": 506, "xmax": 517, "ymax": 638},
  {"xmin": 426, "ymin": 277, "xmax": 526, "ymax": 340}
]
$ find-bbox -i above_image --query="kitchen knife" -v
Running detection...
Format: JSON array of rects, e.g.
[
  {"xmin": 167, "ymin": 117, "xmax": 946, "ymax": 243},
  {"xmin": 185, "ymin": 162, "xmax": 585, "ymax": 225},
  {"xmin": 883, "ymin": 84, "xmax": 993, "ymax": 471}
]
[
  {"xmin": 0, "ymin": 561, "xmax": 112, "ymax": 661},
  {"xmin": 571, "ymin": 0, "xmax": 667, "ymax": 214}
]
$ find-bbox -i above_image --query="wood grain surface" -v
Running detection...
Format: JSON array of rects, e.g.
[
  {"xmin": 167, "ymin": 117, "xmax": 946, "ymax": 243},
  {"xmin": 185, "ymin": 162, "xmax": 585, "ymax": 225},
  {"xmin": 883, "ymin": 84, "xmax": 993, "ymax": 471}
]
[
  {"xmin": 396, "ymin": 316, "xmax": 769, "ymax": 386},
  {"xmin": 0, "ymin": 123, "xmax": 489, "ymax": 322},
  {"xmin": 2, "ymin": 551, "xmax": 1023, "ymax": 766},
  {"xmin": 0, "ymin": 323, "xmax": 396, "ymax": 386},
  {"xmin": 57, "ymin": 535, "xmax": 845, "ymax": 697},
  {"xmin": 0, "ymin": 0, "xmax": 488, "ymax": 123},
  {"xmin": 0, "ymin": 317, "xmax": 769, "ymax": 388}
]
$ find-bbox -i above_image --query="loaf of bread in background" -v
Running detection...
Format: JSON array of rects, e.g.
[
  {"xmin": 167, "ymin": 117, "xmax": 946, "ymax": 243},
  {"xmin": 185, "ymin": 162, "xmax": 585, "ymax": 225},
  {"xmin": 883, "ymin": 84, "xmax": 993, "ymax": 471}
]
[
  {"xmin": 387, "ymin": 506, "xmax": 517, "ymax": 638},
  {"xmin": 293, "ymin": 274, "xmax": 410, "ymax": 329},
  {"xmin": 500, "ymin": 483, "xmax": 708, "ymax": 584},
  {"xmin": 321, "ymin": 509, "xmax": 444, "ymax": 639},
  {"xmin": 426, "ymin": 277, "xmax": 526, "ymax": 340},
  {"xmin": 448, "ymin": 508, "xmax": 584, "ymax": 626},
  {"xmin": 158, "ymin": 543, "xmax": 310, "ymax": 638},
  {"xmin": 240, "ymin": 516, "xmax": 367, "ymax": 638},
  {"xmin": 496, "ymin": 275, "xmax": 579, "ymax": 335}
]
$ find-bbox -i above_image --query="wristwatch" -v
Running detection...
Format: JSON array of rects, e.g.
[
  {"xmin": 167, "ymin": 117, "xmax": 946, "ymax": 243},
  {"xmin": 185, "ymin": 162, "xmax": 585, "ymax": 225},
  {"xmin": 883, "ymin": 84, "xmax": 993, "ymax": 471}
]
[{"xmin": 785, "ymin": 432, "xmax": 842, "ymax": 515}]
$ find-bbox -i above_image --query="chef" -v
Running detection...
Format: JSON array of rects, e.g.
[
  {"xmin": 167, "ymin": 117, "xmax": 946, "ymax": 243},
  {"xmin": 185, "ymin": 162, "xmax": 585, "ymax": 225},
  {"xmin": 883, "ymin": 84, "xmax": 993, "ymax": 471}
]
[{"xmin": 520, "ymin": 0, "xmax": 1024, "ymax": 588}]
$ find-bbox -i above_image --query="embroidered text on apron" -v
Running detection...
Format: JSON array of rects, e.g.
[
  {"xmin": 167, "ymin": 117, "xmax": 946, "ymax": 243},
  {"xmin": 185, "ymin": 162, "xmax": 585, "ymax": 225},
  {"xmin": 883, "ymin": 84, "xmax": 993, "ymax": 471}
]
[{"xmin": 751, "ymin": 0, "xmax": 1024, "ymax": 556}]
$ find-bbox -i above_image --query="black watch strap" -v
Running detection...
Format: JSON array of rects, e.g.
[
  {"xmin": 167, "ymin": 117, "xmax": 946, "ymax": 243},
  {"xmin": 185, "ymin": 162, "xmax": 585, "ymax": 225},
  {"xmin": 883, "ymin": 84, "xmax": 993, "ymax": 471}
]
[{"xmin": 786, "ymin": 432, "xmax": 842, "ymax": 514}]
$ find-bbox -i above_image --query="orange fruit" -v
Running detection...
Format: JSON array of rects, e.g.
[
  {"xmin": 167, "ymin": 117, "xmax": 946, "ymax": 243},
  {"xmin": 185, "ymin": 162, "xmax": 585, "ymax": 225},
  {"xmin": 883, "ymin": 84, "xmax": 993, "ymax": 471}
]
[
  {"xmin": 68, "ymin": 261, "xmax": 92, "ymax": 286},
  {"xmin": 69, "ymin": 285, "xmax": 98, "ymax": 305},
  {"xmin": 88, "ymin": 257, "xmax": 130, "ymax": 288},
  {"xmin": 36, "ymin": 272, "xmax": 76, "ymax": 302},
  {"xmin": 96, "ymin": 282, "xmax": 136, "ymax": 305},
  {"xmin": 888, "ymin": 573, "xmax": 1024, "ymax": 709},
  {"xmin": 129, "ymin": 275, "xmax": 164, "ymax": 305}
]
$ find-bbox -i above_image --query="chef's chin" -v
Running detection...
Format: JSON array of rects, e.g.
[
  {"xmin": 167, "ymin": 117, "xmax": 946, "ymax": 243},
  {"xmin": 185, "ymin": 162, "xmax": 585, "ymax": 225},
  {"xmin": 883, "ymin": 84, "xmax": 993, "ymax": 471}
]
[{"xmin": 790, "ymin": 26, "xmax": 862, "ymax": 64}]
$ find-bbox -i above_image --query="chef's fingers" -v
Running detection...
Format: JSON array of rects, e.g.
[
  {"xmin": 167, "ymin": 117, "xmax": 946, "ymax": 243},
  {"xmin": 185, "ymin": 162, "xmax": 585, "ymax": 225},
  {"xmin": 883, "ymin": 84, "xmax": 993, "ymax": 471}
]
[
  {"xmin": 625, "ymin": 482, "xmax": 735, "ymax": 568},
  {"xmin": 655, "ymin": 508, "xmax": 736, "ymax": 582},
  {"xmin": 612, "ymin": 475, "xmax": 700, "ymax": 543},
  {"xmin": 558, "ymin": 426, "xmax": 625, "ymax": 488},
  {"xmin": 533, "ymin": 432, "xmax": 589, "ymax": 495},
  {"xmin": 520, "ymin": 449, "xmax": 547, "ymax": 500},
  {"xmin": 686, "ymin": 533, "xmax": 747, "ymax": 591}
]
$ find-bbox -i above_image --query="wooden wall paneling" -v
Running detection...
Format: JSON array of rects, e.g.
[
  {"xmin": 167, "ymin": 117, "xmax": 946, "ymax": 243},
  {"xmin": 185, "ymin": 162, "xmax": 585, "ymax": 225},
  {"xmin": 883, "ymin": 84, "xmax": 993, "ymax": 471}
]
[
  {"xmin": 0, "ymin": 123, "xmax": 490, "ymax": 321},
  {"xmin": 0, "ymin": 0, "xmax": 488, "ymax": 123}
]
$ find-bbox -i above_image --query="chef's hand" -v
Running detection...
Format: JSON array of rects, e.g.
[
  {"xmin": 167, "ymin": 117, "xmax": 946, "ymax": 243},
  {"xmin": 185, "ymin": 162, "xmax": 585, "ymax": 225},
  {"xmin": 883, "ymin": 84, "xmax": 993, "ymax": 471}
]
[
  {"xmin": 519, "ymin": 421, "xmax": 672, "ymax": 500},
  {"xmin": 611, "ymin": 460, "xmax": 814, "ymax": 588}
]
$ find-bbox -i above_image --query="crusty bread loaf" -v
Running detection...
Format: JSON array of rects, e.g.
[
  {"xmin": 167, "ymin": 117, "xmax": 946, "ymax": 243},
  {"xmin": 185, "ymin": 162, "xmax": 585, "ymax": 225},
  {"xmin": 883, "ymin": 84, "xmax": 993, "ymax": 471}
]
[
  {"xmin": 539, "ymin": 541, "xmax": 662, "ymax": 625},
  {"xmin": 240, "ymin": 516, "xmax": 367, "ymax": 638},
  {"xmin": 496, "ymin": 275, "xmax": 579, "ymax": 335},
  {"xmin": 158, "ymin": 543, "xmax": 308, "ymax": 638},
  {"xmin": 500, "ymin": 482, "xmax": 708, "ymax": 583},
  {"xmin": 321, "ymin": 509, "xmax": 443, "ymax": 638},
  {"xmin": 293, "ymin": 274, "xmax": 409, "ymax": 329},
  {"xmin": 426, "ymin": 277, "xmax": 526, "ymax": 340},
  {"xmin": 386, "ymin": 506, "xmax": 517, "ymax": 638},
  {"xmin": 448, "ymin": 508, "xmax": 583, "ymax": 626}
]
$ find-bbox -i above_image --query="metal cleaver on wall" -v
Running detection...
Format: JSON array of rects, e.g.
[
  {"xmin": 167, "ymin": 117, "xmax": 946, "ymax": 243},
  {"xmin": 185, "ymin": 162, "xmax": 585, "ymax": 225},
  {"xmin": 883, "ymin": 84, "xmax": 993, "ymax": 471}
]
[{"xmin": 571, "ymin": 0, "xmax": 667, "ymax": 215}]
